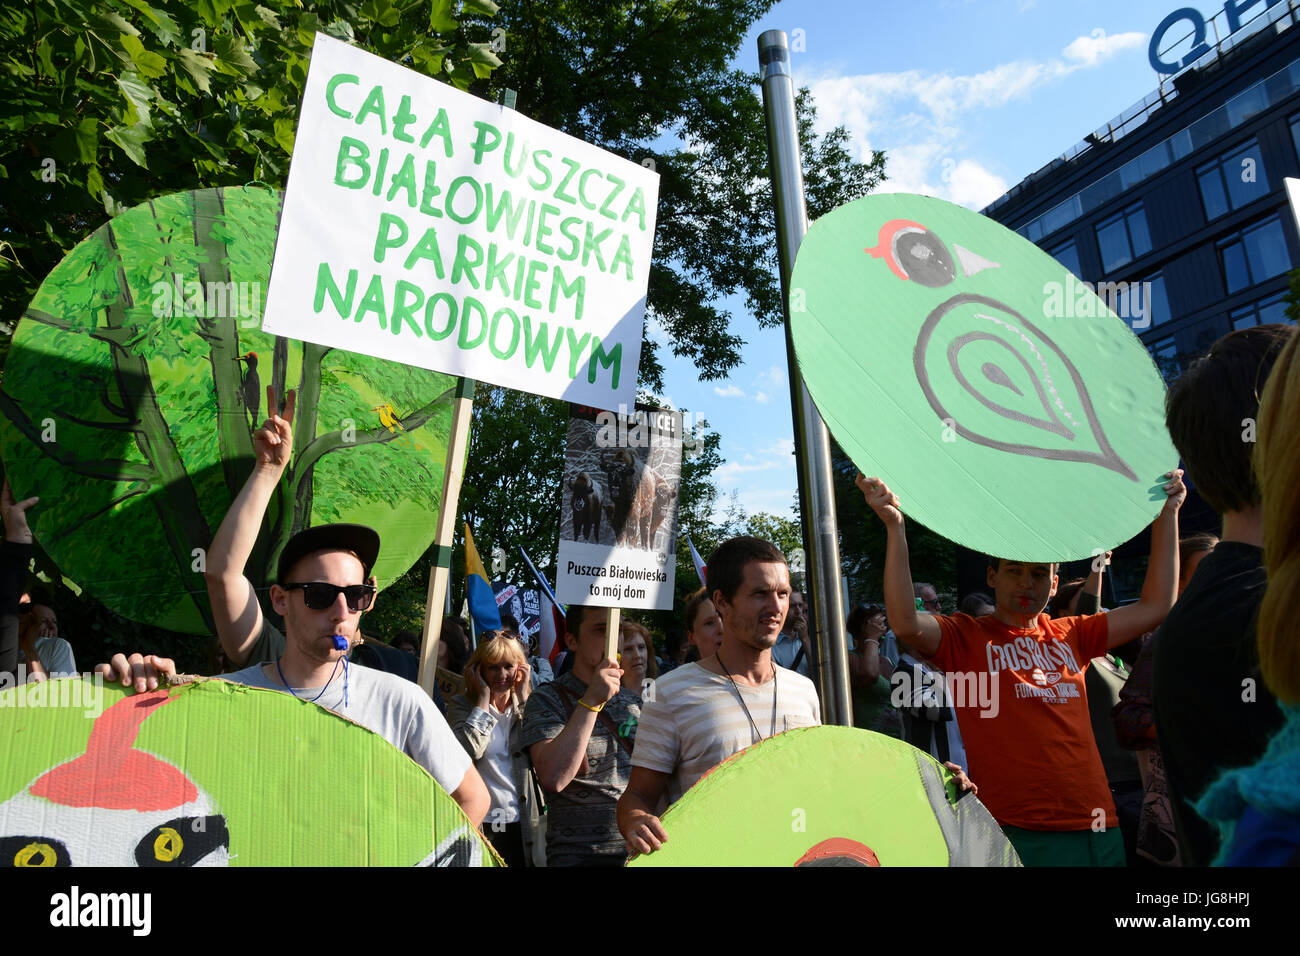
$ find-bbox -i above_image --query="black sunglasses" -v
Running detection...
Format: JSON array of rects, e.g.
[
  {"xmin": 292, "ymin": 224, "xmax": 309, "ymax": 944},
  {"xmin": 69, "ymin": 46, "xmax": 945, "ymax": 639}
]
[{"xmin": 283, "ymin": 582, "xmax": 376, "ymax": 612}]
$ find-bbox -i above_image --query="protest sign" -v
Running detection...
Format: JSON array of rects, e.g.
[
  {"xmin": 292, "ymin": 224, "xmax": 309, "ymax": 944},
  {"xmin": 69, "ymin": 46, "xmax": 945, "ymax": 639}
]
[
  {"xmin": 556, "ymin": 404, "xmax": 682, "ymax": 610},
  {"xmin": 628, "ymin": 726, "xmax": 1019, "ymax": 867},
  {"xmin": 0, "ymin": 186, "xmax": 461, "ymax": 634},
  {"xmin": 0, "ymin": 679, "xmax": 499, "ymax": 866},
  {"xmin": 788, "ymin": 193, "xmax": 1179, "ymax": 561},
  {"xmin": 493, "ymin": 580, "xmax": 542, "ymax": 643},
  {"xmin": 262, "ymin": 33, "xmax": 657, "ymax": 409}
]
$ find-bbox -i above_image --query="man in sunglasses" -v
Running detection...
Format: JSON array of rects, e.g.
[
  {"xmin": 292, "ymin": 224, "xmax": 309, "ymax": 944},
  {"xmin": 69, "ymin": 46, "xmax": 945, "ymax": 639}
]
[{"xmin": 103, "ymin": 386, "xmax": 489, "ymax": 827}]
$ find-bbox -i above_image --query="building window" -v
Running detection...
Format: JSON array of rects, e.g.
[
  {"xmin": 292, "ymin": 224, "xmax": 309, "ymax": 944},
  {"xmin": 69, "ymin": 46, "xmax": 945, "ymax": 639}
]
[
  {"xmin": 1115, "ymin": 273, "xmax": 1171, "ymax": 330},
  {"xmin": 1096, "ymin": 203, "xmax": 1152, "ymax": 273},
  {"xmin": 1218, "ymin": 216, "xmax": 1292, "ymax": 294},
  {"xmin": 1230, "ymin": 292, "xmax": 1291, "ymax": 330},
  {"xmin": 1150, "ymin": 337, "xmax": 1181, "ymax": 385},
  {"xmin": 1291, "ymin": 114, "xmax": 1300, "ymax": 165},
  {"xmin": 1196, "ymin": 139, "xmax": 1269, "ymax": 221},
  {"xmin": 1049, "ymin": 239, "xmax": 1081, "ymax": 276}
]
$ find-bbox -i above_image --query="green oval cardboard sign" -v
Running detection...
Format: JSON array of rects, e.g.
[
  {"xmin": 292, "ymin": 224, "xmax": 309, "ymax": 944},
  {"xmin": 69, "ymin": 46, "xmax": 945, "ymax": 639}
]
[
  {"xmin": 627, "ymin": 726, "xmax": 1019, "ymax": 867},
  {"xmin": 789, "ymin": 194, "xmax": 1178, "ymax": 561},
  {"xmin": 0, "ymin": 678, "xmax": 498, "ymax": 866},
  {"xmin": 0, "ymin": 187, "xmax": 461, "ymax": 633}
]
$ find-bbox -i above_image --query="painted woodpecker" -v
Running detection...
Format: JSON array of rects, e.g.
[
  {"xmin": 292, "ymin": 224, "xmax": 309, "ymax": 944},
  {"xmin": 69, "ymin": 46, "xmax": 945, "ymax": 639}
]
[{"xmin": 236, "ymin": 352, "xmax": 259, "ymax": 429}]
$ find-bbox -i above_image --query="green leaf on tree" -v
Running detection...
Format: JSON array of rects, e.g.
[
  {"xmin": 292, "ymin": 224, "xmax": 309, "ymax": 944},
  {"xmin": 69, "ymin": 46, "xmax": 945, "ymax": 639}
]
[{"xmin": 176, "ymin": 47, "xmax": 216, "ymax": 93}]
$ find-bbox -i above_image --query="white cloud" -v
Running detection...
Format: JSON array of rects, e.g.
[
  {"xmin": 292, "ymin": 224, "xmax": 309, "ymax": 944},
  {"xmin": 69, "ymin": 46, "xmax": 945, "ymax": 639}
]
[
  {"xmin": 754, "ymin": 391, "xmax": 769, "ymax": 404},
  {"xmin": 1063, "ymin": 29, "xmax": 1146, "ymax": 68},
  {"xmin": 804, "ymin": 27, "xmax": 1146, "ymax": 210},
  {"xmin": 713, "ymin": 384, "xmax": 745, "ymax": 398}
]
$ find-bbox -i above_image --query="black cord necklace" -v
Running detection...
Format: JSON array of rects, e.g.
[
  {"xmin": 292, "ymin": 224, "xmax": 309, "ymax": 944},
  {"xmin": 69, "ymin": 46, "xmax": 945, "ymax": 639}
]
[{"xmin": 717, "ymin": 651, "xmax": 777, "ymax": 746}]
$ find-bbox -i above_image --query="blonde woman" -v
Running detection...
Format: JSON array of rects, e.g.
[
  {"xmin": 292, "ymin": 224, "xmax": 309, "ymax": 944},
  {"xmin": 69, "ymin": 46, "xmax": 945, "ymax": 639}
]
[{"xmin": 446, "ymin": 633, "xmax": 543, "ymax": 866}]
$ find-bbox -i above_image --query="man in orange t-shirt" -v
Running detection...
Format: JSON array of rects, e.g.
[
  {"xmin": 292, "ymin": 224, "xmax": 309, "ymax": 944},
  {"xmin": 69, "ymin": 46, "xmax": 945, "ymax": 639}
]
[{"xmin": 857, "ymin": 471, "xmax": 1186, "ymax": 866}]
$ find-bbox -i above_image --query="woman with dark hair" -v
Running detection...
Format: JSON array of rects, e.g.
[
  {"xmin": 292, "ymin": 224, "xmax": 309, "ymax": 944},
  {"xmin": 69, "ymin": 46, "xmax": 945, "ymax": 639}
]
[
  {"xmin": 618, "ymin": 621, "xmax": 657, "ymax": 694},
  {"xmin": 683, "ymin": 587, "xmax": 723, "ymax": 663},
  {"xmin": 846, "ymin": 604, "xmax": 902, "ymax": 738},
  {"xmin": 446, "ymin": 633, "xmax": 543, "ymax": 867}
]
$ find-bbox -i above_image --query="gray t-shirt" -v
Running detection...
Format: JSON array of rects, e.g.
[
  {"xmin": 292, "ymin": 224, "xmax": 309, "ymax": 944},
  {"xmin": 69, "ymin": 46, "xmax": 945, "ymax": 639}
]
[
  {"xmin": 632, "ymin": 661, "xmax": 820, "ymax": 805},
  {"xmin": 521, "ymin": 670, "xmax": 640, "ymax": 866},
  {"xmin": 223, "ymin": 660, "xmax": 471, "ymax": 796}
]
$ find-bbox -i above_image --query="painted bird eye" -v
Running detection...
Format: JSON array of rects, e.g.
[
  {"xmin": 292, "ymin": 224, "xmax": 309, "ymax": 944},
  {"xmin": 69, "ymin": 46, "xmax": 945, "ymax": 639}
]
[
  {"xmin": 134, "ymin": 816, "xmax": 229, "ymax": 867},
  {"xmin": 894, "ymin": 227, "xmax": 956, "ymax": 288},
  {"xmin": 865, "ymin": 220, "xmax": 956, "ymax": 288},
  {"xmin": 1, "ymin": 836, "xmax": 71, "ymax": 866}
]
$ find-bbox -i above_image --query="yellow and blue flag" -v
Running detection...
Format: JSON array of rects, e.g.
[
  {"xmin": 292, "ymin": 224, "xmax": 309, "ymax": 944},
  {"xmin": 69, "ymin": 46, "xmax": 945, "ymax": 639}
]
[{"xmin": 464, "ymin": 523, "xmax": 503, "ymax": 633}]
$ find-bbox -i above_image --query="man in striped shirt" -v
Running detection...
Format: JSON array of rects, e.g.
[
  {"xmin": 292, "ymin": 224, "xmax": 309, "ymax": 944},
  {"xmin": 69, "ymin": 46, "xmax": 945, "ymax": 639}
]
[{"xmin": 618, "ymin": 537, "xmax": 821, "ymax": 855}]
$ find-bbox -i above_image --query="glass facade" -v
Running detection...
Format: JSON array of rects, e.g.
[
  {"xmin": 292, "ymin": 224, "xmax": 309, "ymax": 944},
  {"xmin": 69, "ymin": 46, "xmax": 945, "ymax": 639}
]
[
  {"xmin": 1096, "ymin": 204, "xmax": 1153, "ymax": 273},
  {"xmin": 1196, "ymin": 139, "xmax": 1270, "ymax": 220},
  {"xmin": 1218, "ymin": 216, "xmax": 1292, "ymax": 293}
]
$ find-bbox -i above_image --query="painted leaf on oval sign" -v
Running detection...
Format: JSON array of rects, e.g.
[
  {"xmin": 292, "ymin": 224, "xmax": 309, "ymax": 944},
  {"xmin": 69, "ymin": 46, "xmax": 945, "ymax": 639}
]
[
  {"xmin": 0, "ymin": 679, "xmax": 499, "ymax": 866},
  {"xmin": 0, "ymin": 187, "xmax": 463, "ymax": 634},
  {"xmin": 789, "ymin": 193, "xmax": 1178, "ymax": 561},
  {"xmin": 627, "ymin": 726, "xmax": 1019, "ymax": 867}
]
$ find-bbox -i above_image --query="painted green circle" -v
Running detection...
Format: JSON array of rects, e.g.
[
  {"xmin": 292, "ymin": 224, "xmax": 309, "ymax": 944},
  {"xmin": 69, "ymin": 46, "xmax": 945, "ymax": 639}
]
[
  {"xmin": 628, "ymin": 726, "xmax": 1019, "ymax": 867},
  {"xmin": 0, "ymin": 187, "xmax": 459, "ymax": 633},
  {"xmin": 790, "ymin": 194, "xmax": 1178, "ymax": 561},
  {"xmin": 0, "ymin": 679, "xmax": 499, "ymax": 866}
]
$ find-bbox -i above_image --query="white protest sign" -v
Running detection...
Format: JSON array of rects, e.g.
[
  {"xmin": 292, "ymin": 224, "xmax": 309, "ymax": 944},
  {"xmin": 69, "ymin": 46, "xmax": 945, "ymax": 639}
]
[
  {"xmin": 262, "ymin": 34, "xmax": 657, "ymax": 407},
  {"xmin": 556, "ymin": 404, "xmax": 682, "ymax": 610}
]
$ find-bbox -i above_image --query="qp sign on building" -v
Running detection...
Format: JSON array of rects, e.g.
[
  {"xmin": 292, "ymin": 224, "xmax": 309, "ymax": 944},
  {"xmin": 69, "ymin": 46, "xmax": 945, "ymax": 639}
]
[{"xmin": 263, "ymin": 34, "xmax": 657, "ymax": 408}]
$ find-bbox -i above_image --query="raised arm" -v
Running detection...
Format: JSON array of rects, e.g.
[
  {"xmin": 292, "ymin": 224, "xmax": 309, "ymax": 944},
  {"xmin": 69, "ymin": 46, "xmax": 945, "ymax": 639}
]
[
  {"xmin": 857, "ymin": 475, "xmax": 942, "ymax": 657},
  {"xmin": 1104, "ymin": 470, "xmax": 1185, "ymax": 648},
  {"xmin": 205, "ymin": 387, "xmax": 296, "ymax": 667}
]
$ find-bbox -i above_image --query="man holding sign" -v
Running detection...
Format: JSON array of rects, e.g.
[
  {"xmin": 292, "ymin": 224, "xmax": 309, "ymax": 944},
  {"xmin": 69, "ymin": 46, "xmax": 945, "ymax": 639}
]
[
  {"xmin": 856, "ymin": 470, "xmax": 1186, "ymax": 867},
  {"xmin": 522, "ymin": 605, "xmax": 640, "ymax": 867}
]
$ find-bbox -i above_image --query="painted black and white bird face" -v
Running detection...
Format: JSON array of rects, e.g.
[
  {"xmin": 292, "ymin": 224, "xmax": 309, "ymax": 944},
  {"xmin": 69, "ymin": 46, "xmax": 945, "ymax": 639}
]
[{"xmin": 0, "ymin": 693, "xmax": 229, "ymax": 867}]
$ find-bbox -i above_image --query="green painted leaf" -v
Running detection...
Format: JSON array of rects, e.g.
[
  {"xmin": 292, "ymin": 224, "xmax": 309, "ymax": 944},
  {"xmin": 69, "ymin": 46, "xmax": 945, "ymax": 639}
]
[{"xmin": 462, "ymin": 0, "xmax": 500, "ymax": 15}]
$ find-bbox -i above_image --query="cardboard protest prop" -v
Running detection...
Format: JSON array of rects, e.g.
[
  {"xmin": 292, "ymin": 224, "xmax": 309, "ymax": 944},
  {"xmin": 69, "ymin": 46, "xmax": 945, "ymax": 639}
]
[
  {"xmin": 0, "ymin": 678, "xmax": 499, "ymax": 866},
  {"xmin": 627, "ymin": 725, "xmax": 1019, "ymax": 867},
  {"xmin": 788, "ymin": 194, "xmax": 1178, "ymax": 561},
  {"xmin": 0, "ymin": 186, "xmax": 461, "ymax": 634},
  {"xmin": 261, "ymin": 33, "xmax": 658, "ymax": 409},
  {"xmin": 556, "ymin": 404, "xmax": 682, "ymax": 610}
]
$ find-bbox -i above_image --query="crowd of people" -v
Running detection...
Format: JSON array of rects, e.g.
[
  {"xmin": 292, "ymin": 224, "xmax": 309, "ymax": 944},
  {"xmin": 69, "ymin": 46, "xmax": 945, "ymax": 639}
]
[{"xmin": 4, "ymin": 320, "xmax": 1299, "ymax": 867}]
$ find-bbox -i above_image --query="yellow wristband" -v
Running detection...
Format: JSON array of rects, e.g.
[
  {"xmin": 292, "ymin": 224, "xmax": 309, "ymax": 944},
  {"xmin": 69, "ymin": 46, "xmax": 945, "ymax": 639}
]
[{"xmin": 575, "ymin": 696, "xmax": 604, "ymax": 713}]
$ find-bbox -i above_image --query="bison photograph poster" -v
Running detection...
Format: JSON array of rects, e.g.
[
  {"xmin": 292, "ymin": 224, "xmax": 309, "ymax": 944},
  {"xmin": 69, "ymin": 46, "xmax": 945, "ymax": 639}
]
[{"xmin": 555, "ymin": 404, "xmax": 682, "ymax": 610}]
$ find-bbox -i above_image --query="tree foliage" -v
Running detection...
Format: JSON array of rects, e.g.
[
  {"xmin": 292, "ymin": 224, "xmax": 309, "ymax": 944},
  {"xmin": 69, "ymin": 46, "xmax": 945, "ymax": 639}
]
[{"xmin": 0, "ymin": 0, "xmax": 501, "ymax": 351}]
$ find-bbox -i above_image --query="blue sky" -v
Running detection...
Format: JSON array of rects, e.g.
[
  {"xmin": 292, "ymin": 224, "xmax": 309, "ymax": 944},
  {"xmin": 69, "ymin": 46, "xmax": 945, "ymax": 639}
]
[{"xmin": 651, "ymin": 0, "xmax": 1210, "ymax": 521}]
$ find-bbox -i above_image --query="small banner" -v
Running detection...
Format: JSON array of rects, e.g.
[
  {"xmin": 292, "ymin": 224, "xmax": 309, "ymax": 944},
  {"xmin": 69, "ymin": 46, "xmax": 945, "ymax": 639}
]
[{"xmin": 555, "ymin": 404, "xmax": 682, "ymax": 610}]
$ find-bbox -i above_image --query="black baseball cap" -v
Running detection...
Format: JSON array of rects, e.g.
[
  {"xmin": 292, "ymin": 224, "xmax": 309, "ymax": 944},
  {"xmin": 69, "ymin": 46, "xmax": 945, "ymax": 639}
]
[{"xmin": 276, "ymin": 524, "xmax": 381, "ymax": 584}]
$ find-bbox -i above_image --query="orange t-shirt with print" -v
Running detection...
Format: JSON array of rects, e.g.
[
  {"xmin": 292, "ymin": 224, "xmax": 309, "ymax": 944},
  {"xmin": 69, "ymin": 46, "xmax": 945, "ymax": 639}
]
[{"xmin": 927, "ymin": 611, "xmax": 1116, "ymax": 831}]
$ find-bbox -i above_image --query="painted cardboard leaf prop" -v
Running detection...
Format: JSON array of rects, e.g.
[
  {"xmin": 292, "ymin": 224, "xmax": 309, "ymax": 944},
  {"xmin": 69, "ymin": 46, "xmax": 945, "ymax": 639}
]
[
  {"xmin": 0, "ymin": 186, "xmax": 460, "ymax": 633},
  {"xmin": 789, "ymin": 194, "xmax": 1178, "ymax": 561},
  {"xmin": 0, "ymin": 679, "xmax": 498, "ymax": 866},
  {"xmin": 627, "ymin": 726, "xmax": 1020, "ymax": 866}
]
